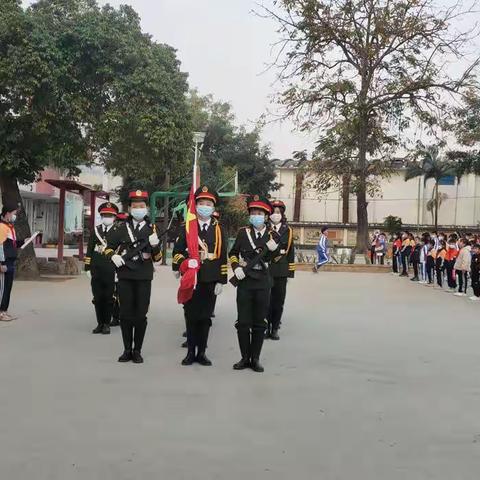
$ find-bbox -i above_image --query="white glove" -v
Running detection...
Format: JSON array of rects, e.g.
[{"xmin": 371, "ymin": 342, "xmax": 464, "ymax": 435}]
[
  {"xmin": 86, "ymin": 271, "xmax": 92, "ymax": 279},
  {"xmin": 214, "ymin": 283, "xmax": 223, "ymax": 296},
  {"xmin": 149, "ymin": 232, "xmax": 160, "ymax": 247},
  {"xmin": 188, "ymin": 258, "xmax": 199, "ymax": 269},
  {"xmin": 111, "ymin": 254, "xmax": 125, "ymax": 268},
  {"xmin": 173, "ymin": 271, "xmax": 181, "ymax": 279},
  {"xmin": 266, "ymin": 239, "xmax": 279, "ymax": 252},
  {"xmin": 234, "ymin": 267, "xmax": 246, "ymax": 281}
]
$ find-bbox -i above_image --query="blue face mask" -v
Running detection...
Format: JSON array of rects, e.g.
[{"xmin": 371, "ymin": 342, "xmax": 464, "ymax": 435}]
[
  {"xmin": 131, "ymin": 208, "xmax": 147, "ymax": 221},
  {"xmin": 249, "ymin": 214, "xmax": 265, "ymax": 229},
  {"xmin": 197, "ymin": 205, "xmax": 214, "ymax": 219}
]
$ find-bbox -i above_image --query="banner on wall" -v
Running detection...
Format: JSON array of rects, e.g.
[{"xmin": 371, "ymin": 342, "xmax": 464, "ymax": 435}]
[{"xmin": 64, "ymin": 192, "xmax": 84, "ymax": 234}]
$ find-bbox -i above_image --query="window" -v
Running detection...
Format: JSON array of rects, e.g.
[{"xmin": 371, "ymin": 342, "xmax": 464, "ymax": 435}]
[{"xmin": 438, "ymin": 175, "xmax": 455, "ymax": 186}]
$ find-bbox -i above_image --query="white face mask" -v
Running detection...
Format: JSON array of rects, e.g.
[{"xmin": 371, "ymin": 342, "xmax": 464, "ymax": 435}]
[
  {"xmin": 270, "ymin": 213, "xmax": 282, "ymax": 225},
  {"xmin": 131, "ymin": 208, "xmax": 147, "ymax": 221},
  {"xmin": 102, "ymin": 217, "xmax": 115, "ymax": 227}
]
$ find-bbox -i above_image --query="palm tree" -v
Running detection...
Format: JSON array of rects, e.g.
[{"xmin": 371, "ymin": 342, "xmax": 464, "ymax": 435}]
[{"xmin": 405, "ymin": 145, "xmax": 459, "ymax": 230}]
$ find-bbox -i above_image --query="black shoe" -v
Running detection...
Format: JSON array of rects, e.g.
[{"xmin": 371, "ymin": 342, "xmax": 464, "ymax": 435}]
[
  {"xmin": 181, "ymin": 340, "xmax": 188, "ymax": 348},
  {"xmin": 132, "ymin": 350, "xmax": 144, "ymax": 364},
  {"xmin": 118, "ymin": 350, "xmax": 132, "ymax": 362},
  {"xmin": 270, "ymin": 329, "xmax": 280, "ymax": 341},
  {"xmin": 92, "ymin": 325, "xmax": 103, "ymax": 334},
  {"xmin": 211, "ymin": 313, "xmax": 216, "ymax": 318},
  {"xmin": 182, "ymin": 351, "xmax": 196, "ymax": 366},
  {"xmin": 102, "ymin": 324, "xmax": 111, "ymax": 335},
  {"xmin": 399, "ymin": 273, "xmax": 408, "ymax": 277},
  {"xmin": 110, "ymin": 318, "xmax": 120, "ymax": 327},
  {"xmin": 410, "ymin": 276, "xmax": 419, "ymax": 282},
  {"xmin": 250, "ymin": 359, "xmax": 264, "ymax": 373},
  {"xmin": 182, "ymin": 331, "xmax": 187, "ymax": 338},
  {"xmin": 196, "ymin": 352, "xmax": 212, "ymax": 366},
  {"xmin": 233, "ymin": 358, "xmax": 250, "ymax": 370}
]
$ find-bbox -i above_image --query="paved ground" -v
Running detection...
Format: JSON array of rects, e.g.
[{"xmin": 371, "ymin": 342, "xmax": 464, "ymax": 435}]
[{"xmin": 1, "ymin": 269, "xmax": 480, "ymax": 480}]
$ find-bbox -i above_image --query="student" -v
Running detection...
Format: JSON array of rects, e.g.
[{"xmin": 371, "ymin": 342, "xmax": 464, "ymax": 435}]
[
  {"xmin": 399, "ymin": 232, "xmax": 411, "ymax": 277},
  {"xmin": 392, "ymin": 233, "xmax": 402, "ymax": 275},
  {"xmin": 266, "ymin": 200, "xmax": 295, "ymax": 341},
  {"xmin": 418, "ymin": 233, "xmax": 430, "ymax": 283},
  {"xmin": 444, "ymin": 236, "xmax": 459, "ymax": 292},
  {"xmin": 229, "ymin": 195, "xmax": 277, "ymax": 373},
  {"xmin": 103, "ymin": 190, "xmax": 162, "ymax": 364},
  {"xmin": 172, "ymin": 186, "xmax": 227, "ymax": 367},
  {"xmin": 425, "ymin": 239, "xmax": 436, "ymax": 285},
  {"xmin": 435, "ymin": 240, "xmax": 446, "ymax": 288},
  {"xmin": 375, "ymin": 232, "xmax": 387, "ymax": 265},
  {"xmin": 469, "ymin": 244, "xmax": 480, "ymax": 301},
  {"xmin": 454, "ymin": 238, "xmax": 471, "ymax": 297},
  {"xmin": 0, "ymin": 203, "xmax": 22, "ymax": 321},
  {"xmin": 370, "ymin": 230, "xmax": 380, "ymax": 264},
  {"xmin": 313, "ymin": 227, "xmax": 329, "ymax": 272},
  {"xmin": 410, "ymin": 237, "xmax": 422, "ymax": 282}
]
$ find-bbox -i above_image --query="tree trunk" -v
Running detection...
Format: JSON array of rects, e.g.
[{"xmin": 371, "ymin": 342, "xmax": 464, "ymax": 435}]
[
  {"xmin": 161, "ymin": 168, "xmax": 170, "ymax": 265},
  {"xmin": 341, "ymin": 174, "xmax": 350, "ymax": 223},
  {"xmin": 0, "ymin": 174, "xmax": 40, "ymax": 279},
  {"xmin": 293, "ymin": 171, "xmax": 303, "ymax": 222},
  {"xmin": 355, "ymin": 116, "xmax": 369, "ymax": 254},
  {"xmin": 434, "ymin": 182, "xmax": 439, "ymax": 231}
]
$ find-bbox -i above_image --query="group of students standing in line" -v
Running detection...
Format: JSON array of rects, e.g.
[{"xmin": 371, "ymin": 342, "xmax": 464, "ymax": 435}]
[
  {"xmin": 392, "ymin": 231, "xmax": 480, "ymax": 300},
  {"xmin": 85, "ymin": 188, "xmax": 296, "ymax": 372}
]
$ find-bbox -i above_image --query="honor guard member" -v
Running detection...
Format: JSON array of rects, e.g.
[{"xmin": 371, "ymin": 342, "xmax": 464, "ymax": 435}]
[
  {"xmin": 103, "ymin": 190, "xmax": 162, "ymax": 364},
  {"xmin": 172, "ymin": 186, "xmax": 228, "ymax": 366},
  {"xmin": 84, "ymin": 202, "xmax": 119, "ymax": 335},
  {"xmin": 266, "ymin": 200, "xmax": 295, "ymax": 340},
  {"xmin": 110, "ymin": 212, "xmax": 128, "ymax": 327},
  {"xmin": 229, "ymin": 195, "xmax": 278, "ymax": 373}
]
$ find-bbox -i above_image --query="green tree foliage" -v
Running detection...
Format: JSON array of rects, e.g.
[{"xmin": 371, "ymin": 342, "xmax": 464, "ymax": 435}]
[
  {"xmin": 263, "ymin": 0, "xmax": 479, "ymax": 252},
  {"xmin": 0, "ymin": 0, "xmax": 192, "ymax": 276},
  {"xmin": 383, "ymin": 215, "xmax": 402, "ymax": 236}
]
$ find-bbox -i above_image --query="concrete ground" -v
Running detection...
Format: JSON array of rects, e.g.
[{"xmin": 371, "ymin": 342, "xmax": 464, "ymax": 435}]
[{"xmin": 1, "ymin": 269, "xmax": 480, "ymax": 480}]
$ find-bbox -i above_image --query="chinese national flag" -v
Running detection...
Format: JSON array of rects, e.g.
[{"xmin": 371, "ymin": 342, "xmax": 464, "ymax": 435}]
[{"xmin": 177, "ymin": 180, "xmax": 200, "ymax": 304}]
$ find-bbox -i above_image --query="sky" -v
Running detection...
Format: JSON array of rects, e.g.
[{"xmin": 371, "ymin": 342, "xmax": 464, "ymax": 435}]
[{"xmin": 22, "ymin": 0, "xmax": 479, "ymax": 159}]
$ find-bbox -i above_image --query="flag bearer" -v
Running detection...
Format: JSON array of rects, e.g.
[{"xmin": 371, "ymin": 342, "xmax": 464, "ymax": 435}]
[
  {"xmin": 103, "ymin": 191, "xmax": 162, "ymax": 364},
  {"xmin": 172, "ymin": 186, "xmax": 228, "ymax": 366},
  {"xmin": 229, "ymin": 195, "xmax": 278, "ymax": 373},
  {"xmin": 266, "ymin": 200, "xmax": 295, "ymax": 341},
  {"xmin": 85, "ymin": 202, "xmax": 119, "ymax": 335}
]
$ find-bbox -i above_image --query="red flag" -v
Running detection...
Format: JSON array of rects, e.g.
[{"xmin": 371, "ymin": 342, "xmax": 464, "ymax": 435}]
[{"xmin": 177, "ymin": 172, "xmax": 200, "ymax": 304}]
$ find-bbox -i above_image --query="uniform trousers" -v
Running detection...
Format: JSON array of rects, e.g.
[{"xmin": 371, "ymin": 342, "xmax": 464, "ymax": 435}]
[
  {"xmin": 184, "ymin": 282, "xmax": 216, "ymax": 353},
  {"xmin": 267, "ymin": 277, "xmax": 288, "ymax": 331},
  {"xmin": 118, "ymin": 279, "xmax": 151, "ymax": 352},
  {"xmin": 0, "ymin": 269, "xmax": 15, "ymax": 311},
  {"xmin": 236, "ymin": 287, "xmax": 270, "ymax": 360},
  {"xmin": 91, "ymin": 272, "xmax": 115, "ymax": 326}
]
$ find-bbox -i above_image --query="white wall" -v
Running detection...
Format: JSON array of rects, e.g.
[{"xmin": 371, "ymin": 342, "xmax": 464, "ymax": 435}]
[{"xmin": 272, "ymin": 167, "xmax": 480, "ymax": 226}]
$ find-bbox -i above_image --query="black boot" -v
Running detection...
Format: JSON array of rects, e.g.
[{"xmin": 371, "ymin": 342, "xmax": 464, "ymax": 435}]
[
  {"xmin": 233, "ymin": 330, "xmax": 251, "ymax": 370},
  {"xmin": 132, "ymin": 350, "xmax": 144, "ymax": 364},
  {"xmin": 118, "ymin": 350, "xmax": 132, "ymax": 362},
  {"xmin": 182, "ymin": 331, "xmax": 187, "ymax": 338},
  {"xmin": 182, "ymin": 350, "xmax": 196, "ymax": 366},
  {"xmin": 181, "ymin": 340, "xmax": 188, "ymax": 348},
  {"xmin": 92, "ymin": 325, "xmax": 103, "ymax": 334},
  {"xmin": 110, "ymin": 317, "xmax": 120, "ymax": 327},
  {"xmin": 102, "ymin": 324, "xmax": 111, "ymax": 335},
  {"xmin": 250, "ymin": 330, "xmax": 265, "ymax": 372},
  {"xmin": 133, "ymin": 321, "xmax": 147, "ymax": 354},
  {"xmin": 196, "ymin": 351, "xmax": 212, "ymax": 366},
  {"xmin": 265, "ymin": 323, "xmax": 271, "ymax": 339},
  {"xmin": 270, "ymin": 329, "xmax": 280, "ymax": 341}
]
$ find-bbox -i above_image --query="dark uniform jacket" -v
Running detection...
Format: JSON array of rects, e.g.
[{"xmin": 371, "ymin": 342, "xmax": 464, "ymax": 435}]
[
  {"xmin": 229, "ymin": 226, "xmax": 275, "ymax": 290},
  {"xmin": 0, "ymin": 221, "xmax": 23, "ymax": 272},
  {"xmin": 84, "ymin": 225, "xmax": 116, "ymax": 275},
  {"xmin": 172, "ymin": 220, "xmax": 228, "ymax": 284},
  {"xmin": 471, "ymin": 253, "xmax": 480, "ymax": 276},
  {"xmin": 269, "ymin": 222, "xmax": 295, "ymax": 279},
  {"xmin": 103, "ymin": 217, "xmax": 162, "ymax": 281}
]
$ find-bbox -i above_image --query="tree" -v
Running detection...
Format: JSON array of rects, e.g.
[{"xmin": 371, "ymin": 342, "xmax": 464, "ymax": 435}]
[
  {"xmin": 383, "ymin": 215, "xmax": 402, "ymax": 236},
  {"xmin": 404, "ymin": 144, "xmax": 458, "ymax": 230},
  {"xmin": 188, "ymin": 90, "xmax": 279, "ymax": 196},
  {"xmin": 263, "ymin": 0, "xmax": 479, "ymax": 252},
  {"xmin": 0, "ymin": 0, "xmax": 192, "ymax": 276}
]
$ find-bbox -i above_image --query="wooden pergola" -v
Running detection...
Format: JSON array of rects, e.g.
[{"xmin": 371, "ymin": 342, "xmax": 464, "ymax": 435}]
[{"xmin": 44, "ymin": 179, "xmax": 109, "ymax": 262}]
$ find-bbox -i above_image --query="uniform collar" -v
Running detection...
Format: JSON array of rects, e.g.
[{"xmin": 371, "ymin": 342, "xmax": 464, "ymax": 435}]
[
  {"xmin": 198, "ymin": 218, "xmax": 211, "ymax": 230},
  {"xmin": 252, "ymin": 226, "xmax": 267, "ymax": 237}
]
